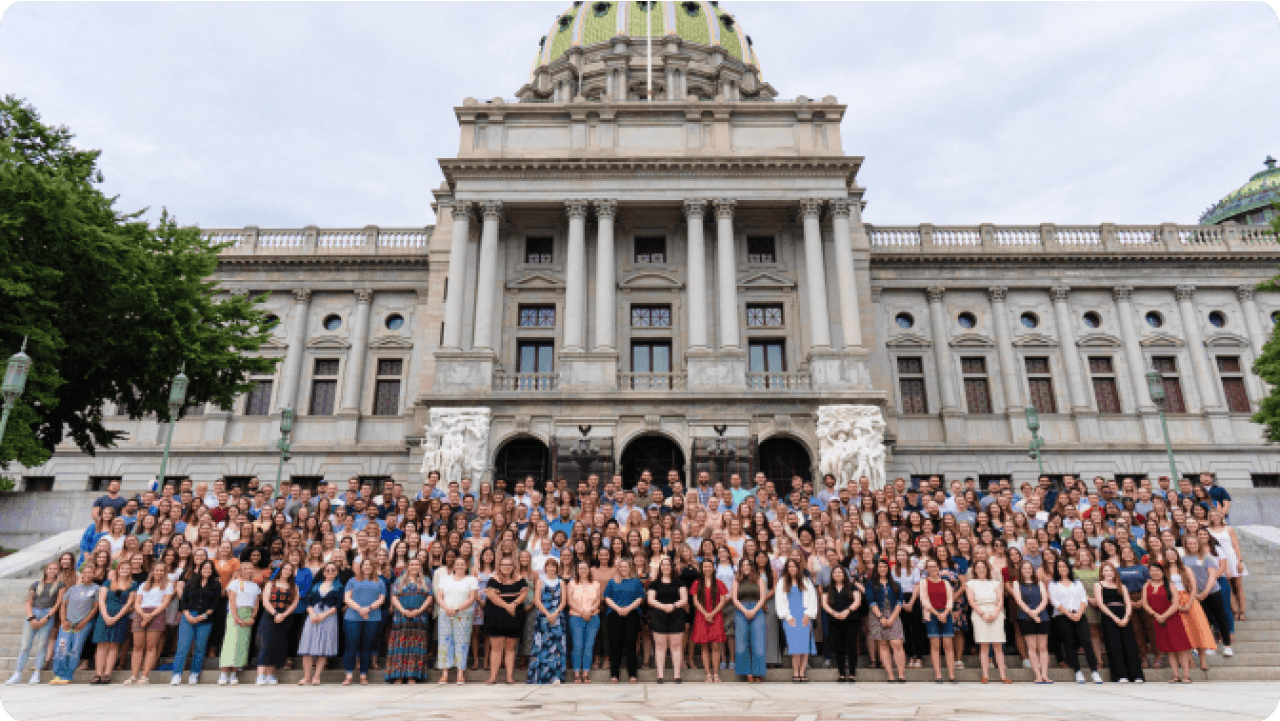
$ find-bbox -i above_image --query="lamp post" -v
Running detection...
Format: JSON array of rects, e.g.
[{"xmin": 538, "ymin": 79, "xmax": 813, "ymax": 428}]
[
  {"xmin": 156, "ymin": 364, "xmax": 190, "ymax": 485},
  {"xmin": 274, "ymin": 407, "xmax": 295, "ymax": 497},
  {"xmin": 1146, "ymin": 369, "xmax": 1179, "ymax": 481},
  {"xmin": 0, "ymin": 339, "xmax": 32, "ymax": 449},
  {"xmin": 1025, "ymin": 405, "xmax": 1045, "ymax": 477}
]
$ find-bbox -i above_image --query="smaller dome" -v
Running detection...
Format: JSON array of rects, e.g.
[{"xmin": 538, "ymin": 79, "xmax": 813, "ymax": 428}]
[{"xmin": 1200, "ymin": 156, "xmax": 1280, "ymax": 225}]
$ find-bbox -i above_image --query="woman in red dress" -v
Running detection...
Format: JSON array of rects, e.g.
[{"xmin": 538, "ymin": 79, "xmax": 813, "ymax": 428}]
[
  {"xmin": 690, "ymin": 559, "xmax": 728, "ymax": 682},
  {"xmin": 1142, "ymin": 563, "xmax": 1192, "ymax": 683}
]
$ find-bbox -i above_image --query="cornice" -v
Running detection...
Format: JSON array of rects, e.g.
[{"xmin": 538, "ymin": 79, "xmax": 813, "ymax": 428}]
[
  {"xmin": 868, "ymin": 252, "xmax": 1280, "ymax": 267},
  {"xmin": 218, "ymin": 256, "xmax": 429, "ymax": 269},
  {"xmin": 439, "ymin": 156, "xmax": 864, "ymax": 186}
]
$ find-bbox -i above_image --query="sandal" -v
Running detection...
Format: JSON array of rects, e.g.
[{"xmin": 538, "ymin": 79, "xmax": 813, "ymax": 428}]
[
  {"xmin": 342, "ymin": 677, "xmax": 353, "ymax": 686},
  {"xmin": 122, "ymin": 677, "xmax": 137, "ymax": 686}
]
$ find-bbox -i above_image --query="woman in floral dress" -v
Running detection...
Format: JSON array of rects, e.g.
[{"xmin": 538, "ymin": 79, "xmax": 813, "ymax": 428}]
[
  {"xmin": 935, "ymin": 546, "xmax": 968, "ymax": 666},
  {"xmin": 387, "ymin": 558, "xmax": 433, "ymax": 684},
  {"xmin": 527, "ymin": 558, "xmax": 567, "ymax": 685}
]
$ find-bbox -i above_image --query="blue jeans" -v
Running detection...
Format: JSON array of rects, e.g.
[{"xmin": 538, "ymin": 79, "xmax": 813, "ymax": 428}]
[
  {"xmin": 569, "ymin": 615, "xmax": 600, "ymax": 672},
  {"xmin": 173, "ymin": 616, "xmax": 213, "ymax": 678},
  {"xmin": 51, "ymin": 624, "xmax": 93, "ymax": 681},
  {"xmin": 342, "ymin": 618, "xmax": 379, "ymax": 675},
  {"xmin": 15, "ymin": 608, "xmax": 54, "ymax": 675},
  {"xmin": 1218, "ymin": 576, "xmax": 1236, "ymax": 636},
  {"xmin": 734, "ymin": 609, "xmax": 767, "ymax": 678}
]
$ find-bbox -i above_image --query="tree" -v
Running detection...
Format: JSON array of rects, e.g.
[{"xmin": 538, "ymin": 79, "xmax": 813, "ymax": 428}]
[
  {"xmin": 0, "ymin": 95, "xmax": 279, "ymax": 468},
  {"xmin": 1251, "ymin": 200, "xmax": 1280, "ymax": 440}
]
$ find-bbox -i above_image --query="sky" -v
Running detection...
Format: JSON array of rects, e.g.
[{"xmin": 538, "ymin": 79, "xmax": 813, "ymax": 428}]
[{"xmin": 0, "ymin": 1, "xmax": 1277, "ymax": 229}]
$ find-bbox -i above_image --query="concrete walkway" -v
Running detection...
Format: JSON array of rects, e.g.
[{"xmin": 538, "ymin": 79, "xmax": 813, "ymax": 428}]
[{"xmin": 0, "ymin": 680, "xmax": 1276, "ymax": 721}]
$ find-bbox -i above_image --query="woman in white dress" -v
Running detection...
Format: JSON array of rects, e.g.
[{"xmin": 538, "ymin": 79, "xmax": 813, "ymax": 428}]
[
  {"xmin": 1206, "ymin": 510, "xmax": 1247, "ymax": 621},
  {"xmin": 966, "ymin": 559, "xmax": 1009, "ymax": 684}
]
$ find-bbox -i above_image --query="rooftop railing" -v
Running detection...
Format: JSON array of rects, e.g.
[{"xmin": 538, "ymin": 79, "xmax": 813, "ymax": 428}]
[
  {"xmin": 207, "ymin": 226, "xmax": 431, "ymax": 256},
  {"xmin": 866, "ymin": 223, "xmax": 1275, "ymax": 254}
]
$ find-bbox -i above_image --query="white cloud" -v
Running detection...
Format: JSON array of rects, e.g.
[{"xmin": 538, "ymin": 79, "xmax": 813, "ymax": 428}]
[{"xmin": 0, "ymin": 1, "xmax": 1275, "ymax": 228}]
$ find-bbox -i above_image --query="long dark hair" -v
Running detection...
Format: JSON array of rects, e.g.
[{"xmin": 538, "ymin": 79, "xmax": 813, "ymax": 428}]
[{"xmin": 696, "ymin": 558, "xmax": 722, "ymax": 606}]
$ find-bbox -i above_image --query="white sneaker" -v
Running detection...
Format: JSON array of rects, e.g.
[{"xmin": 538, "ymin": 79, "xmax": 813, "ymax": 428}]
[
  {"xmin": 1134, "ymin": 679, "xmax": 1144, "ymax": 683},
  {"xmin": 217, "ymin": 673, "xmax": 229, "ymax": 686},
  {"xmin": 228, "ymin": 674, "xmax": 239, "ymax": 685},
  {"xmin": 1223, "ymin": 647, "xmax": 1234, "ymax": 657},
  {"xmin": 1117, "ymin": 678, "xmax": 1129, "ymax": 683},
  {"xmin": 170, "ymin": 675, "xmax": 182, "ymax": 686},
  {"xmin": 28, "ymin": 672, "xmax": 39, "ymax": 685},
  {"xmin": 1075, "ymin": 671, "xmax": 1086, "ymax": 684},
  {"xmin": 255, "ymin": 675, "xmax": 266, "ymax": 685},
  {"xmin": 265, "ymin": 676, "xmax": 278, "ymax": 685},
  {"xmin": 5, "ymin": 672, "xmax": 20, "ymax": 685},
  {"xmin": 1205, "ymin": 649, "xmax": 1215, "ymax": 656},
  {"xmin": 1091, "ymin": 671, "xmax": 1103, "ymax": 684},
  {"xmin": 189, "ymin": 673, "xmax": 200, "ymax": 685}
]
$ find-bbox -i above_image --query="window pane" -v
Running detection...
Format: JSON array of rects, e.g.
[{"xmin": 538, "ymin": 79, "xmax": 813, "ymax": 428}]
[
  {"xmin": 653, "ymin": 344, "xmax": 671, "ymax": 372},
  {"xmin": 525, "ymin": 237, "xmax": 553, "ymax": 264},
  {"xmin": 960, "ymin": 357, "xmax": 986, "ymax": 375},
  {"xmin": 746, "ymin": 307, "xmax": 764, "ymax": 327},
  {"xmin": 964, "ymin": 378, "xmax": 993, "ymax": 414},
  {"xmin": 897, "ymin": 357, "xmax": 923, "ymax": 375},
  {"xmin": 900, "ymin": 378, "xmax": 928, "ymax": 414},
  {"xmin": 519, "ymin": 344, "xmax": 537, "ymax": 373},
  {"xmin": 1163, "ymin": 378, "xmax": 1186, "ymax": 414},
  {"xmin": 1222, "ymin": 378, "xmax": 1250, "ymax": 413},
  {"xmin": 309, "ymin": 380, "xmax": 337, "ymax": 415},
  {"xmin": 632, "ymin": 307, "xmax": 650, "ymax": 327},
  {"xmin": 1028, "ymin": 379, "xmax": 1057, "ymax": 414},
  {"xmin": 747, "ymin": 236, "xmax": 776, "ymax": 264},
  {"xmin": 372, "ymin": 380, "xmax": 400, "ymax": 416},
  {"xmin": 314, "ymin": 359, "xmax": 339, "ymax": 376},
  {"xmin": 766, "ymin": 343, "xmax": 784, "ymax": 372},
  {"xmin": 632, "ymin": 345, "xmax": 650, "ymax": 372},
  {"xmin": 1088, "ymin": 357, "xmax": 1114, "ymax": 375},
  {"xmin": 536, "ymin": 344, "xmax": 554, "ymax": 373},
  {"xmin": 635, "ymin": 237, "xmax": 666, "ymax": 263},
  {"xmin": 1217, "ymin": 356, "xmax": 1242, "ymax": 374},
  {"xmin": 1152, "ymin": 356, "xmax": 1177, "ymax": 374},
  {"xmin": 1093, "ymin": 378, "xmax": 1121, "ymax": 413},
  {"xmin": 749, "ymin": 344, "xmax": 765, "ymax": 372},
  {"xmin": 1025, "ymin": 357, "xmax": 1050, "ymax": 375},
  {"xmin": 377, "ymin": 359, "xmax": 403, "ymax": 376},
  {"xmin": 244, "ymin": 381, "xmax": 273, "ymax": 416}
]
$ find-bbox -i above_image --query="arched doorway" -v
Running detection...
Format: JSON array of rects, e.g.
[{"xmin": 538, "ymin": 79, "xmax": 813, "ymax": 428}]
[
  {"xmin": 619, "ymin": 434, "xmax": 685, "ymax": 490},
  {"xmin": 757, "ymin": 436, "xmax": 812, "ymax": 500},
  {"xmin": 493, "ymin": 437, "xmax": 551, "ymax": 489}
]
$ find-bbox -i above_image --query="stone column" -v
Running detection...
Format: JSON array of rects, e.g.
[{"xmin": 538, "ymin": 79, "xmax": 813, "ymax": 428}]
[
  {"xmin": 926, "ymin": 286, "xmax": 959, "ymax": 412},
  {"xmin": 988, "ymin": 287, "xmax": 1023, "ymax": 417},
  {"xmin": 277, "ymin": 288, "xmax": 312, "ymax": 412},
  {"xmin": 1113, "ymin": 286, "xmax": 1154, "ymax": 412},
  {"xmin": 828, "ymin": 199, "xmax": 863, "ymax": 349},
  {"xmin": 471, "ymin": 201, "xmax": 503, "ymax": 351},
  {"xmin": 1177, "ymin": 284, "xmax": 1233, "ymax": 443},
  {"xmin": 799, "ymin": 199, "xmax": 832, "ymax": 350},
  {"xmin": 1237, "ymin": 285, "xmax": 1267, "ymax": 356},
  {"xmin": 441, "ymin": 202, "xmax": 471, "ymax": 350},
  {"xmin": 561, "ymin": 200, "xmax": 589, "ymax": 352},
  {"xmin": 593, "ymin": 199, "xmax": 618, "ymax": 351},
  {"xmin": 684, "ymin": 199, "xmax": 709, "ymax": 350},
  {"xmin": 713, "ymin": 198, "xmax": 739, "ymax": 350},
  {"xmin": 1050, "ymin": 286, "xmax": 1091, "ymax": 412},
  {"xmin": 339, "ymin": 289, "xmax": 373, "ymax": 415}
]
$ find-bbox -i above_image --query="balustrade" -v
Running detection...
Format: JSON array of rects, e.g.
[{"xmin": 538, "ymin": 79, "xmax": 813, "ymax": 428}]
[
  {"xmin": 619, "ymin": 372, "xmax": 687, "ymax": 391},
  {"xmin": 746, "ymin": 371, "xmax": 811, "ymax": 390},
  {"xmin": 493, "ymin": 373, "xmax": 558, "ymax": 392}
]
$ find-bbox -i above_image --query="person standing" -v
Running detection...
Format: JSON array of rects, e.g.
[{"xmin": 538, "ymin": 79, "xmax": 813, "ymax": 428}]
[
  {"xmin": 170, "ymin": 560, "xmax": 220, "ymax": 685},
  {"xmin": 435, "ymin": 556, "xmax": 478, "ymax": 684},
  {"xmin": 691, "ymin": 558, "xmax": 728, "ymax": 683},
  {"xmin": 529, "ymin": 557, "xmax": 567, "ymax": 684},
  {"xmin": 1185, "ymin": 534, "xmax": 1232, "ymax": 657},
  {"xmin": 731, "ymin": 557, "xmax": 771, "ymax": 683},
  {"xmin": 567, "ymin": 560, "xmax": 602, "ymax": 684},
  {"xmin": 647, "ymin": 556, "xmax": 687, "ymax": 683},
  {"xmin": 298, "ymin": 562, "xmax": 343, "ymax": 685},
  {"xmin": 342, "ymin": 559, "xmax": 387, "ymax": 685},
  {"xmin": 8, "ymin": 562, "xmax": 65, "ymax": 685},
  {"xmin": 1142, "ymin": 563, "xmax": 1193, "ymax": 683},
  {"xmin": 777, "ymin": 558, "xmax": 817, "ymax": 683},
  {"xmin": 126, "ymin": 565, "xmax": 174, "ymax": 685},
  {"xmin": 387, "ymin": 557, "xmax": 434, "ymax": 684},
  {"xmin": 255, "ymin": 562, "xmax": 298, "ymax": 685},
  {"xmin": 90, "ymin": 565, "xmax": 136, "ymax": 685},
  {"xmin": 1093, "ymin": 562, "xmax": 1143, "ymax": 683},
  {"xmin": 218, "ymin": 563, "xmax": 261, "ymax": 685},
  {"xmin": 48, "ymin": 566, "xmax": 100, "ymax": 685},
  {"xmin": 920, "ymin": 558, "xmax": 957, "ymax": 684},
  {"xmin": 821, "ymin": 565, "xmax": 861, "ymax": 683},
  {"xmin": 867, "ymin": 558, "xmax": 907, "ymax": 683},
  {"xmin": 966, "ymin": 559, "xmax": 1009, "ymax": 683},
  {"xmin": 1048, "ymin": 559, "xmax": 1103, "ymax": 684},
  {"xmin": 1012, "ymin": 560, "xmax": 1051, "ymax": 684},
  {"xmin": 603, "ymin": 557, "xmax": 645, "ymax": 683},
  {"xmin": 483, "ymin": 555, "xmax": 527, "ymax": 685}
]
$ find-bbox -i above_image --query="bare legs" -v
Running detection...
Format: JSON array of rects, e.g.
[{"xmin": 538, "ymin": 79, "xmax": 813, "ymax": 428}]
[
  {"xmin": 700, "ymin": 642, "xmax": 722, "ymax": 682},
  {"xmin": 929, "ymin": 636, "xmax": 956, "ymax": 681},
  {"xmin": 300, "ymin": 655, "xmax": 327, "ymax": 685},
  {"xmin": 979, "ymin": 641, "xmax": 1008, "ymax": 681},
  {"xmin": 129, "ymin": 629, "xmax": 163, "ymax": 682},
  {"xmin": 1025, "ymin": 633, "xmax": 1050, "ymax": 683},
  {"xmin": 94, "ymin": 642, "xmax": 120, "ymax": 682}
]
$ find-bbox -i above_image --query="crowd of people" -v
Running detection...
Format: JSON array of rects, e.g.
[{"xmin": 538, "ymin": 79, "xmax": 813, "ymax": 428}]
[{"xmin": 7, "ymin": 466, "xmax": 1248, "ymax": 688}]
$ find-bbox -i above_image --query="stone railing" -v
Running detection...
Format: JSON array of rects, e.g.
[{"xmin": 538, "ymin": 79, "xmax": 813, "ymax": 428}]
[
  {"xmin": 207, "ymin": 226, "xmax": 432, "ymax": 256},
  {"xmin": 746, "ymin": 372, "xmax": 812, "ymax": 390},
  {"xmin": 867, "ymin": 223, "xmax": 1275, "ymax": 255},
  {"xmin": 493, "ymin": 373, "xmax": 558, "ymax": 392},
  {"xmin": 619, "ymin": 372, "xmax": 688, "ymax": 391}
]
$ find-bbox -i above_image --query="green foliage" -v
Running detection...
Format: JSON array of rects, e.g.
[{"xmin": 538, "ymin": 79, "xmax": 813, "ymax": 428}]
[
  {"xmin": 0, "ymin": 95, "xmax": 279, "ymax": 468},
  {"xmin": 1250, "ymin": 200, "xmax": 1280, "ymax": 440}
]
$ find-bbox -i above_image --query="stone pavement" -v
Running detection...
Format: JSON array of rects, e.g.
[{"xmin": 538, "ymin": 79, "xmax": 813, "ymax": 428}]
[{"xmin": 0, "ymin": 680, "xmax": 1276, "ymax": 721}]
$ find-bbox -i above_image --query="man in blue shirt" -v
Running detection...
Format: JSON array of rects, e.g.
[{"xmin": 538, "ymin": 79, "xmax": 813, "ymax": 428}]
[
  {"xmin": 381, "ymin": 514, "xmax": 404, "ymax": 548},
  {"xmin": 729, "ymin": 473, "xmax": 752, "ymax": 510},
  {"xmin": 549, "ymin": 504, "xmax": 576, "ymax": 539},
  {"xmin": 1200, "ymin": 472, "xmax": 1232, "ymax": 518}
]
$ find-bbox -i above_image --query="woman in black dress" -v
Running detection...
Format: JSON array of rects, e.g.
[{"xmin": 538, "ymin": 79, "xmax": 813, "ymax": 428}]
[
  {"xmin": 647, "ymin": 556, "xmax": 689, "ymax": 683},
  {"xmin": 484, "ymin": 556, "xmax": 528, "ymax": 685},
  {"xmin": 255, "ymin": 562, "xmax": 298, "ymax": 684},
  {"xmin": 1093, "ymin": 562, "xmax": 1144, "ymax": 683}
]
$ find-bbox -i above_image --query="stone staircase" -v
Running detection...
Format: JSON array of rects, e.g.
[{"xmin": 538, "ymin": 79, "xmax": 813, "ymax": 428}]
[{"xmin": 1, "ymin": 528, "xmax": 1276, "ymax": 684}]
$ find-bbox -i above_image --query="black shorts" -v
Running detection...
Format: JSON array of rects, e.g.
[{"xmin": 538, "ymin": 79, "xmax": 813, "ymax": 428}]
[
  {"xmin": 650, "ymin": 609, "xmax": 685, "ymax": 635},
  {"xmin": 1017, "ymin": 617, "xmax": 1048, "ymax": 636}
]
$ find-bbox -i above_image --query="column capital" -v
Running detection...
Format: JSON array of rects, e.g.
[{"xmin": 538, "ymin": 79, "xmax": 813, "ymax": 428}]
[
  {"xmin": 450, "ymin": 200, "xmax": 472, "ymax": 221},
  {"xmin": 354, "ymin": 288, "xmax": 374, "ymax": 304},
  {"xmin": 925, "ymin": 286, "xmax": 946, "ymax": 303},
  {"xmin": 987, "ymin": 286, "xmax": 1008, "ymax": 303},
  {"xmin": 594, "ymin": 198, "xmax": 618, "ymax": 219},
  {"xmin": 828, "ymin": 198, "xmax": 853, "ymax": 219},
  {"xmin": 1049, "ymin": 285, "xmax": 1071, "ymax": 302},
  {"xmin": 1112, "ymin": 285, "xmax": 1134, "ymax": 303},
  {"xmin": 565, "ymin": 199, "xmax": 589, "ymax": 220},
  {"xmin": 480, "ymin": 200, "xmax": 503, "ymax": 221},
  {"xmin": 683, "ymin": 198, "xmax": 707, "ymax": 219},
  {"xmin": 292, "ymin": 288, "xmax": 312, "ymax": 304},
  {"xmin": 1236, "ymin": 284, "xmax": 1256, "ymax": 302},
  {"xmin": 1175, "ymin": 284, "xmax": 1196, "ymax": 302},
  {"xmin": 712, "ymin": 198, "xmax": 736, "ymax": 220},
  {"xmin": 799, "ymin": 198, "xmax": 824, "ymax": 220}
]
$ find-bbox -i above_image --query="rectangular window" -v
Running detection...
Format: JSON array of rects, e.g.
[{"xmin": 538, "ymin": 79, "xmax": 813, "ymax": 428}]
[
  {"xmin": 244, "ymin": 380, "xmax": 273, "ymax": 416},
  {"xmin": 634, "ymin": 236, "xmax": 666, "ymax": 264},
  {"xmin": 747, "ymin": 236, "xmax": 776, "ymax": 264},
  {"xmin": 1152, "ymin": 356, "xmax": 1187, "ymax": 413},
  {"xmin": 309, "ymin": 358, "xmax": 340, "ymax": 415},
  {"xmin": 746, "ymin": 304, "xmax": 784, "ymax": 327},
  {"xmin": 1088, "ymin": 356, "xmax": 1121, "ymax": 413},
  {"xmin": 371, "ymin": 358, "xmax": 403, "ymax": 416},
  {"xmin": 630, "ymin": 341, "xmax": 673, "ymax": 389},
  {"xmin": 525, "ymin": 237, "xmax": 553, "ymax": 264},
  {"xmin": 1252, "ymin": 474, "xmax": 1280, "ymax": 488},
  {"xmin": 314, "ymin": 359, "xmax": 340, "ymax": 376},
  {"xmin": 22, "ymin": 477, "xmax": 54, "ymax": 492},
  {"xmin": 517, "ymin": 341, "xmax": 555, "ymax": 374},
  {"xmin": 960, "ymin": 357, "xmax": 993, "ymax": 414},
  {"xmin": 1217, "ymin": 355, "xmax": 1251, "ymax": 413},
  {"xmin": 518, "ymin": 305, "xmax": 557, "ymax": 327},
  {"xmin": 748, "ymin": 340, "xmax": 787, "ymax": 389},
  {"xmin": 1025, "ymin": 357, "xmax": 1057, "ymax": 414},
  {"xmin": 631, "ymin": 305, "xmax": 672, "ymax": 327},
  {"xmin": 377, "ymin": 359, "xmax": 403, "ymax": 376},
  {"xmin": 897, "ymin": 357, "xmax": 928, "ymax": 414}
]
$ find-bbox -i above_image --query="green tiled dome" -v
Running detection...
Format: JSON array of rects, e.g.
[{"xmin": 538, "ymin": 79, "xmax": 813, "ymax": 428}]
[
  {"xmin": 1200, "ymin": 156, "xmax": 1280, "ymax": 225},
  {"xmin": 534, "ymin": 1, "xmax": 759, "ymax": 68}
]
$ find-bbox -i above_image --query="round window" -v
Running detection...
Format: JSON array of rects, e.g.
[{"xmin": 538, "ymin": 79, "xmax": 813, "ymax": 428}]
[
  {"xmin": 1145, "ymin": 311, "xmax": 1163, "ymax": 329},
  {"xmin": 1082, "ymin": 311, "xmax": 1101, "ymax": 329},
  {"xmin": 593, "ymin": 2, "xmax": 610, "ymax": 17},
  {"xmin": 894, "ymin": 313, "xmax": 914, "ymax": 330},
  {"xmin": 385, "ymin": 314, "xmax": 405, "ymax": 331},
  {"xmin": 957, "ymin": 312, "xmax": 976, "ymax": 329},
  {"xmin": 323, "ymin": 314, "xmax": 342, "ymax": 332},
  {"xmin": 1020, "ymin": 312, "xmax": 1039, "ymax": 329},
  {"xmin": 1208, "ymin": 311, "xmax": 1227, "ymax": 328}
]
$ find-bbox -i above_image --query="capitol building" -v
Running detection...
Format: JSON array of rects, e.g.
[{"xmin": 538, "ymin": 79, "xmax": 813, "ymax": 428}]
[{"xmin": 11, "ymin": 0, "xmax": 1280, "ymax": 498}]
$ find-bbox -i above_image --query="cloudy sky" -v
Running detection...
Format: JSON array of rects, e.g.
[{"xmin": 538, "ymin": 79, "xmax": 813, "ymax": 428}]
[{"xmin": 1, "ymin": 1, "xmax": 1276, "ymax": 229}]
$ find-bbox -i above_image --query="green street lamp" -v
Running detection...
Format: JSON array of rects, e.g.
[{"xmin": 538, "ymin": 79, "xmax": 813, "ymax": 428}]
[
  {"xmin": 1146, "ymin": 368, "xmax": 1179, "ymax": 482},
  {"xmin": 274, "ymin": 407, "xmax": 295, "ymax": 496},
  {"xmin": 1025, "ymin": 405, "xmax": 1045, "ymax": 477},
  {"xmin": 156, "ymin": 364, "xmax": 190, "ymax": 485},
  {"xmin": 0, "ymin": 338, "xmax": 32, "ymax": 449}
]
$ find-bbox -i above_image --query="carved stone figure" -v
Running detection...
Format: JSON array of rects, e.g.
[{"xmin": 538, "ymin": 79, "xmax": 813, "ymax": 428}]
[
  {"xmin": 817, "ymin": 405, "xmax": 887, "ymax": 490},
  {"xmin": 420, "ymin": 407, "xmax": 492, "ymax": 482}
]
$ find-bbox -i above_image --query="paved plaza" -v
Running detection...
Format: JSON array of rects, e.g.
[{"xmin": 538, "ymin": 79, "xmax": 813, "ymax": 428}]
[{"xmin": 1, "ymin": 681, "xmax": 1277, "ymax": 721}]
